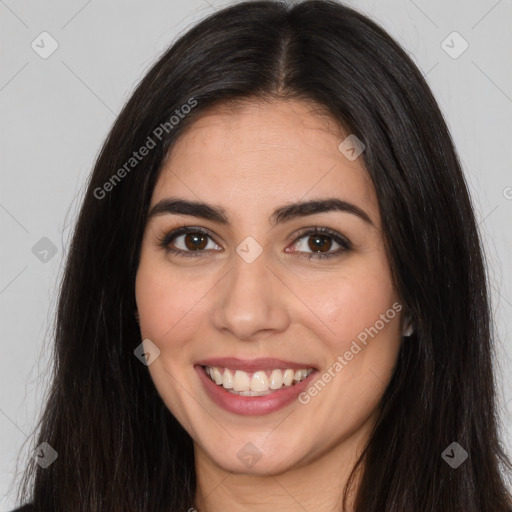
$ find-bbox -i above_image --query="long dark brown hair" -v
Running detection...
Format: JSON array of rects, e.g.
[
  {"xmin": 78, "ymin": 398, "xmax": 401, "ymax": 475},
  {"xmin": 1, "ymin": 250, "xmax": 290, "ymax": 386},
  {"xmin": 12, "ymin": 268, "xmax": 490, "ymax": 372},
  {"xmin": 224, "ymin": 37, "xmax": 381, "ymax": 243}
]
[{"xmin": 17, "ymin": 1, "xmax": 512, "ymax": 510}]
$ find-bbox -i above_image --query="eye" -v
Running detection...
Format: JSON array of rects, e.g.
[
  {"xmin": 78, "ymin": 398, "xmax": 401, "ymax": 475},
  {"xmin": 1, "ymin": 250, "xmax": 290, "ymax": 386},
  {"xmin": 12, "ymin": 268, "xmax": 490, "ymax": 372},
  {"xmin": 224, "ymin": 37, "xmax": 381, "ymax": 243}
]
[
  {"xmin": 157, "ymin": 227, "xmax": 221, "ymax": 257},
  {"xmin": 157, "ymin": 225, "xmax": 352, "ymax": 260},
  {"xmin": 287, "ymin": 227, "xmax": 352, "ymax": 260}
]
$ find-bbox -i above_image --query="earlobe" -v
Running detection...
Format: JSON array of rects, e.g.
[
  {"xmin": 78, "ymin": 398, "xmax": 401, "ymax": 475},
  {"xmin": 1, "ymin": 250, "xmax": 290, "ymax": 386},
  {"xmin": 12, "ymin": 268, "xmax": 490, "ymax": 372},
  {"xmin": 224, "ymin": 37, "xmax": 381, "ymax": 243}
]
[
  {"xmin": 402, "ymin": 312, "xmax": 414, "ymax": 337},
  {"xmin": 402, "ymin": 323, "xmax": 414, "ymax": 337}
]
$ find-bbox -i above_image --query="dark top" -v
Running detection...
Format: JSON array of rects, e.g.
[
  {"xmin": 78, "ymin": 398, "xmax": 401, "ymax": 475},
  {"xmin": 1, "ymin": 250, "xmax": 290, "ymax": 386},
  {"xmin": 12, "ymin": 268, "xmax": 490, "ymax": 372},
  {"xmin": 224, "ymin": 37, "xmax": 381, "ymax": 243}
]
[{"xmin": 10, "ymin": 506, "xmax": 33, "ymax": 511}]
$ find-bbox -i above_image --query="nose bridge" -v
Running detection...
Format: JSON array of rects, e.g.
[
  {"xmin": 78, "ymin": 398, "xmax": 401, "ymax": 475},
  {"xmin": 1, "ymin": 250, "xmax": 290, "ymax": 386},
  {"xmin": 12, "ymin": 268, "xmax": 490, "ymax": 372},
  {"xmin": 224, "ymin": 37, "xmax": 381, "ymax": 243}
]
[{"xmin": 210, "ymin": 242, "xmax": 290, "ymax": 340}]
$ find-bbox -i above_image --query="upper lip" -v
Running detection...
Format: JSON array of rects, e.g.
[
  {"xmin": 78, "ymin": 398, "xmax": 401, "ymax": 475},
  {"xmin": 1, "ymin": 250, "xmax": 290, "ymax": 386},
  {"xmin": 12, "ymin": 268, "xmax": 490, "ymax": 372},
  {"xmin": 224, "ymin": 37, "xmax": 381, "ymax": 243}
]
[{"xmin": 196, "ymin": 357, "xmax": 317, "ymax": 372}]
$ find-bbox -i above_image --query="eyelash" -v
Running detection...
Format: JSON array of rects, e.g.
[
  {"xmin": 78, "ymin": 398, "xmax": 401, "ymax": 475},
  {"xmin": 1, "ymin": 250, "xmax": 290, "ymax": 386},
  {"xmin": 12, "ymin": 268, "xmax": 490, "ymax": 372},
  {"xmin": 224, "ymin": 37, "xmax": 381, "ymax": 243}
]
[{"xmin": 157, "ymin": 226, "xmax": 352, "ymax": 260}]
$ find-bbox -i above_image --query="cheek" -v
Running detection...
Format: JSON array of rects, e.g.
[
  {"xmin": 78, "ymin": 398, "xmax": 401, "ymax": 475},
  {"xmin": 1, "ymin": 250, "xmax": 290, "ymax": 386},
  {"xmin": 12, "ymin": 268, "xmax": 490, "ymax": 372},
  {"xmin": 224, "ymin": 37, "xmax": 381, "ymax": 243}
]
[
  {"xmin": 136, "ymin": 264, "xmax": 176, "ymax": 337},
  {"xmin": 134, "ymin": 255, "xmax": 205, "ymax": 418},
  {"xmin": 300, "ymin": 265, "xmax": 401, "ymax": 436},
  {"xmin": 135, "ymin": 252, "xmax": 208, "ymax": 342},
  {"xmin": 302, "ymin": 257, "xmax": 398, "ymax": 347}
]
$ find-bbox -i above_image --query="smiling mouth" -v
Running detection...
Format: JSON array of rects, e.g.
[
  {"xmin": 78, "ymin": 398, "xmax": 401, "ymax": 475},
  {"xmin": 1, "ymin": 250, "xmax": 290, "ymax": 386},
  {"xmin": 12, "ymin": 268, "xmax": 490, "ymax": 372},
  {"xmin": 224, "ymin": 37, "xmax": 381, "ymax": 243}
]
[{"xmin": 201, "ymin": 365, "xmax": 314, "ymax": 396}]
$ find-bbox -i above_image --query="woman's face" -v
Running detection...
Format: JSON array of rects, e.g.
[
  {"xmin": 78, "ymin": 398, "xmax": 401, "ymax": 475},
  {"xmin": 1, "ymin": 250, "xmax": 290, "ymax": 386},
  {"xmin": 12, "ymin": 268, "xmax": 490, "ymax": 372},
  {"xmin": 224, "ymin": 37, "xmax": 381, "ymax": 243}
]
[{"xmin": 135, "ymin": 99, "xmax": 403, "ymax": 475}]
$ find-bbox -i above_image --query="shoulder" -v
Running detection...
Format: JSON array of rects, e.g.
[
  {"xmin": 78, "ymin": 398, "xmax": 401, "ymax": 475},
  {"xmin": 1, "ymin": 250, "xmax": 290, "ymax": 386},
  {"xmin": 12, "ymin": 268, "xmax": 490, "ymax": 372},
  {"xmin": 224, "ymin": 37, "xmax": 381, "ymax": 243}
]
[{"xmin": 10, "ymin": 506, "xmax": 33, "ymax": 512}]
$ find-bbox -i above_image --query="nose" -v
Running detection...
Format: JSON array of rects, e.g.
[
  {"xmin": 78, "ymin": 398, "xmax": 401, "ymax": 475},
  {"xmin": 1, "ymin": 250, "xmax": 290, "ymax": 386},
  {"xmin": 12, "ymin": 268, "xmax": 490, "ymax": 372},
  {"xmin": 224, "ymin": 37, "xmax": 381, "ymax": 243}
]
[{"xmin": 210, "ymin": 247, "xmax": 291, "ymax": 342}]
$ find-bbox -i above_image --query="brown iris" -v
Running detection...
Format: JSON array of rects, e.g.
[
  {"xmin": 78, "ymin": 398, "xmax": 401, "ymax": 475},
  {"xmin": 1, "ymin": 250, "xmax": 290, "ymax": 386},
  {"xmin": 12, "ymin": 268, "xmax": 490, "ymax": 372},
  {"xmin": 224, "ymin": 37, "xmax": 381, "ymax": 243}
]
[
  {"xmin": 184, "ymin": 232, "xmax": 208, "ymax": 251},
  {"xmin": 308, "ymin": 235, "xmax": 332, "ymax": 253}
]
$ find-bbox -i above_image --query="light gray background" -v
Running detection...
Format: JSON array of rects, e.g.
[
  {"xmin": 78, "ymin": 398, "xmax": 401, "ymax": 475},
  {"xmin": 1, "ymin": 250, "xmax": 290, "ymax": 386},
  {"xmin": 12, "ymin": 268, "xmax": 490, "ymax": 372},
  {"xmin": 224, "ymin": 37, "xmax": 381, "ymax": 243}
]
[{"xmin": 1, "ymin": 0, "xmax": 511, "ymax": 508}]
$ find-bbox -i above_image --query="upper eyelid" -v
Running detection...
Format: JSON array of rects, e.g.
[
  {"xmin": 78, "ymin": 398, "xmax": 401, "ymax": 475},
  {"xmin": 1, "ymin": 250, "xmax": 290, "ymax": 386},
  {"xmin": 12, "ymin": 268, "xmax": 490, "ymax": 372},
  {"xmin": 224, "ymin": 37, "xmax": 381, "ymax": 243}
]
[{"xmin": 167, "ymin": 226, "xmax": 221, "ymax": 245}]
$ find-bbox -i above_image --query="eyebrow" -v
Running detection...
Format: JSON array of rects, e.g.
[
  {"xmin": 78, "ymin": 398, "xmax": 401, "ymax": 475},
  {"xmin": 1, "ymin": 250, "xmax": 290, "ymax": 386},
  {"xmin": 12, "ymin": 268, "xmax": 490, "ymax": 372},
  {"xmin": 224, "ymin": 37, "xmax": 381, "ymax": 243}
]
[{"xmin": 147, "ymin": 197, "xmax": 374, "ymax": 226}]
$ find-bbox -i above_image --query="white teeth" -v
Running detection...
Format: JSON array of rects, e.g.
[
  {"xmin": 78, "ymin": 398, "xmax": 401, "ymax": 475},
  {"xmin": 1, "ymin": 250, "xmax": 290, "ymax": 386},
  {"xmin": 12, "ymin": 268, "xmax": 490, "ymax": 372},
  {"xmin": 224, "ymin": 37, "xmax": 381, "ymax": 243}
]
[
  {"xmin": 251, "ymin": 371, "xmax": 269, "ymax": 392},
  {"xmin": 222, "ymin": 368, "xmax": 234, "ymax": 389},
  {"xmin": 233, "ymin": 370, "xmax": 251, "ymax": 392},
  {"xmin": 230, "ymin": 389, "xmax": 273, "ymax": 397},
  {"xmin": 269, "ymin": 369, "xmax": 283, "ymax": 389},
  {"xmin": 283, "ymin": 369, "xmax": 294, "ymax": 386},
  {"xmin": 212, "ymin": 367, "xmax": 223, "ymax": 385},
  {"xmin": 204, "ymin": 366, "xmax": 313, "ymax": 393}
]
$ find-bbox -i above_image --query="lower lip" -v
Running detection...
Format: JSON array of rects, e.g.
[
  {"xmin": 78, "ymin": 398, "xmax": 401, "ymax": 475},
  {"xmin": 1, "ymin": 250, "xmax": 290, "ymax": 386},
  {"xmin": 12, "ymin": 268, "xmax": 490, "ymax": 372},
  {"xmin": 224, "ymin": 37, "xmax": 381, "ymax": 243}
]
[{"xmin": 195, "ymin": 365, "xmax": 318, "ymax": 416}]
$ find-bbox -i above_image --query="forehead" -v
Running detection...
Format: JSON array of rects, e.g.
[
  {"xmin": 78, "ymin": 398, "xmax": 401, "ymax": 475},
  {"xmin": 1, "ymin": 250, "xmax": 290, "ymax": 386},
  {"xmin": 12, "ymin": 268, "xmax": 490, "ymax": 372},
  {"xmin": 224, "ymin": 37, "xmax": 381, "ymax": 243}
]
[{"xmin": 151, "ymin": 99, "xmax": 378, "ymax": 225}]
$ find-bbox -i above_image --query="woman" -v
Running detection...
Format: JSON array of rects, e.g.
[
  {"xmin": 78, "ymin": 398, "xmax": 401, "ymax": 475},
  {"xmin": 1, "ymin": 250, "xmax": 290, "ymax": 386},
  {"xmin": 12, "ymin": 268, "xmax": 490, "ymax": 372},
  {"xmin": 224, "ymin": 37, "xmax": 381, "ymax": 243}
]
[{"xmin": 14, "ymin": 0, "xmax": 512, "ymax": 510}]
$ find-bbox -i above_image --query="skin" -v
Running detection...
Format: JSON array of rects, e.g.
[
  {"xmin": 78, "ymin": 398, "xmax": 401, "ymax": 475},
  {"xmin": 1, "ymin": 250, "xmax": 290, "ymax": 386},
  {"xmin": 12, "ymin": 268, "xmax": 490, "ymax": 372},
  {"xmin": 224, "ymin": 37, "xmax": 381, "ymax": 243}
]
[{"xmin": 135, "ymin": 99, "xmax": 404, "ymax": 511}]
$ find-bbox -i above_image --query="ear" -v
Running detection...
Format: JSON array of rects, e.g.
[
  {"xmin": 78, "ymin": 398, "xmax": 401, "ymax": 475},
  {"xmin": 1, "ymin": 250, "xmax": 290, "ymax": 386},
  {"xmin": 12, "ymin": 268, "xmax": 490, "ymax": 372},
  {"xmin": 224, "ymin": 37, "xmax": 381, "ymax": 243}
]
[
  {"xmin": 402, "ymin": 311, "xmax": 414, "ymax": 337},
  {"xmin": 403, "ymin": 322, "xmax": 414, "ymax": 337},
  {"xmin": 134, "ymin": 310, "xmax": 140, "ymax": 324}
]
